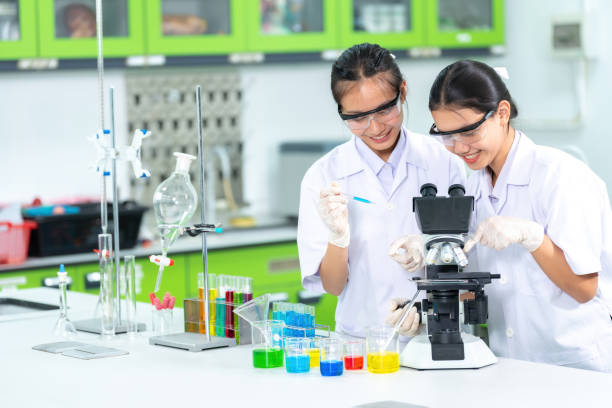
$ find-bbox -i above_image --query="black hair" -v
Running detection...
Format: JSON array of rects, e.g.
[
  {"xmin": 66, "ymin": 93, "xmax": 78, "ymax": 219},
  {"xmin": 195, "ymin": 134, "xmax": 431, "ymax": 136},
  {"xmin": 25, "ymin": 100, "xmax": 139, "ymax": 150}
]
[
  {"xmin": 331, "ymin": 43, "xmax": 403, "ymax": 109},
  {"xmin": 429, "ymin": 60, "xmax": 518, "ymax": 119}
]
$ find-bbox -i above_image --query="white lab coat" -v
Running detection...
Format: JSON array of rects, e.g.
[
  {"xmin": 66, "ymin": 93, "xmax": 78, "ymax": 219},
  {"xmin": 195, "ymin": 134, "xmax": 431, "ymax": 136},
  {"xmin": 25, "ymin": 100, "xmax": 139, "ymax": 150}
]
[
  {"xmin": 467, "ymin": 131, "xmax": 612, "ymax": 372},
  {"xmin": 297, "ymin": 128, "xmax": 466, "ymax": 338}
]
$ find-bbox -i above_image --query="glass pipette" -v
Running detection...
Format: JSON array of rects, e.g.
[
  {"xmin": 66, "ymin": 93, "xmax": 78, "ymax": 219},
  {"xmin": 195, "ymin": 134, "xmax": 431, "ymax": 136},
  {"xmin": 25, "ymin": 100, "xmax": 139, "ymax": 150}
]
[
  {"xmin": 340, "ymin": 192, "xmax": 375, "ymax": 204},
  {"xmin": 383, "ymin": 289, "xmax": 422, "ymax": 351}
]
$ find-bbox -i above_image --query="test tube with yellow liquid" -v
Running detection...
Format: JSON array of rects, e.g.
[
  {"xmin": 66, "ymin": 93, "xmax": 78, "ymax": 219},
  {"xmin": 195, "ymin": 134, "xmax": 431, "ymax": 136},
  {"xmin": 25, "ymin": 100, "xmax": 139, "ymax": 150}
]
[
  {"xmin": 197, "ymin": 273, "xmax": 206, "ymax": 334},
  {"xmin": 366, "ymin": 326, "xmax": 400, "ymax": 374},
  {"xmin": 208, "ymin": 274, "xmax": 217, "ymax": 336}
]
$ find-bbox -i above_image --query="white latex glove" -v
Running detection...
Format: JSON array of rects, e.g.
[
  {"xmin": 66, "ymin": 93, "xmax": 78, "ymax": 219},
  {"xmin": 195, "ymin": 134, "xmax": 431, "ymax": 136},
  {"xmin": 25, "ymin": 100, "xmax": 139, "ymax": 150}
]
[
  {"xmin": 385, "ymin": 298, "xmax": 421, "ymax": 337},
  {"xmin": 317, "ymin": 181, "xmax": 350, "ymax": 248},
  {"xmin": 464, "ymin": 215, "xmax": 544, "ymax": 253},
  {"xmin": 388, "ymin": 235, "xmax": 425, "ymax": 271}
]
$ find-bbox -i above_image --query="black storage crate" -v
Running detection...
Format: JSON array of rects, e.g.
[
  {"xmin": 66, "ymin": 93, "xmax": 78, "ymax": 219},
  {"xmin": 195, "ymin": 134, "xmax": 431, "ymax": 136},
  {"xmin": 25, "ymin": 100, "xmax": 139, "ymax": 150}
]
[{"xmin": 25, "ymin": 201, "xmax": 148, "ymax": 257}]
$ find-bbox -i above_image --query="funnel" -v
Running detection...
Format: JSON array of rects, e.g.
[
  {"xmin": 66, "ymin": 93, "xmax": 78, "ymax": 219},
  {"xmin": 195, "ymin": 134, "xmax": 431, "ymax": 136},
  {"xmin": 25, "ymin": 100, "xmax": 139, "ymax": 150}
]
[{"xmin": 233, "ymin": 293, "xmax": 270, "ymax": 324}]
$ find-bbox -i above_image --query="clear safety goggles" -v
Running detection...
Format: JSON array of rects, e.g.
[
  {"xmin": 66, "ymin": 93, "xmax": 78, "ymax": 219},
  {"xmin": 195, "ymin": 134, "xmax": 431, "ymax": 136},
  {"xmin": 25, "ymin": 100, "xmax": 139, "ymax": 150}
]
[
  {"xmin": 338, "ymin": 92, "xmax": 402, "ymax": 133},
  {"xmin": 429, "ymin": 110, "xmax": 494, "ymax": 146}
]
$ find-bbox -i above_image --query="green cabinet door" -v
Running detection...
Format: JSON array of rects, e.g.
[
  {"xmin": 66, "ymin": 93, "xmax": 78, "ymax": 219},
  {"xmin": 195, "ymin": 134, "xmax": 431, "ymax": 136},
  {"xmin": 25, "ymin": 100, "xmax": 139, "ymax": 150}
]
[
  {"xmin": 425, "ymin": 0, "xmax": 504, "ymax": 47},
  {"xmin": 38, "ymin": 0, "xmax": 145, "ymax": 58},
  {"xmin": 245, "ymin": 0, "xmax": 338, "ymax": 53},
  {"xmin": 145, "ymin": 0, "xmax": 247, "ymax": 56},
  {"xmin": 0, "ymin": 267, "xmax": 59, "ymax": 290},
  {"xmin": 0, "ymin": 0, "xmax": 37, "ymax": 60},
  {"xmin": 338, "ymin": 0, "xmax": 426, "ymax": 49}
]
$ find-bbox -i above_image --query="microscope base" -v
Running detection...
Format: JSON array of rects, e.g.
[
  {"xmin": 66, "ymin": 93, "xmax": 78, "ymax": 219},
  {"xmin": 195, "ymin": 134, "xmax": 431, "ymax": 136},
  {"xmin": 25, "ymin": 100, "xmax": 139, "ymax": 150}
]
[{"xmin": 399, "ymin": 333, "xmax": 497, "ymax": 370}]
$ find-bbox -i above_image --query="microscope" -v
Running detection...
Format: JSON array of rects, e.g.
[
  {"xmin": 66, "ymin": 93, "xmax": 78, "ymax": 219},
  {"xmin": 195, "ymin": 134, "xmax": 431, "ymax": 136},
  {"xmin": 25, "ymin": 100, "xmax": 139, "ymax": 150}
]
[{"xmin": 399, "ymin": 183, "xmax": 500, "ymax": 369}]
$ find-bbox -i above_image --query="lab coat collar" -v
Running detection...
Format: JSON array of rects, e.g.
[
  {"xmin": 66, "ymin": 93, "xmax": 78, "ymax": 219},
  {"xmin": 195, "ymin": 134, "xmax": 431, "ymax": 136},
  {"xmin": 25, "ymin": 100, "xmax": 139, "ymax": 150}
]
[
  {"xmin": 473, "ymin": 130, "xmax": 534, "ymax": 212},
  {"xmin": 401, "ymin": 128, "xmax": 429, "ymax": 171},
  {"xmin": 504, "ymin": 130, "xmax": 534, "ymax": 186},
  {"xmin": 334, "ymin": 138, "xmax": 368, "ymax": 179},
  {"xmin": 335, "ymin": 127, "xmax": 427, "ymax": 179}
]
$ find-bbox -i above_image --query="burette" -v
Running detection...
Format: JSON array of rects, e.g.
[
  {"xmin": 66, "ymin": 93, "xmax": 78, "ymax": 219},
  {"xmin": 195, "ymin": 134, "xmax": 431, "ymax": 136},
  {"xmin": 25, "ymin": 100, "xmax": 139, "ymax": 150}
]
[{"xmin": 95, "ymin": 0, "xmax": 122, "ymax": 323}]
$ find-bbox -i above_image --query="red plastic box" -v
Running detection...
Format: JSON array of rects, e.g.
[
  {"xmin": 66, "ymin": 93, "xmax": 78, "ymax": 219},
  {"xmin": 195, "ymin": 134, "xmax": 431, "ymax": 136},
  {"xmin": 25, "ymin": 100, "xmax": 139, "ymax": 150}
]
[{"xmin": 0, "ymin": 221, "xmax": 37, "ymax": 264}]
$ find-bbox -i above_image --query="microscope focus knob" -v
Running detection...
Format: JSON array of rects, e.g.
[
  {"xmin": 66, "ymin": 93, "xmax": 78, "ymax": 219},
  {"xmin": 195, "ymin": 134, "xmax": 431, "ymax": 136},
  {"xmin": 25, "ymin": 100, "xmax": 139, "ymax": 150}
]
[
  {"xmin": 420, "ymin": 183, "xmax": 438, "ymax": 198},
  {"xmin": 448, "ymin": 184, "xmax": 466, "ymax": 197}
]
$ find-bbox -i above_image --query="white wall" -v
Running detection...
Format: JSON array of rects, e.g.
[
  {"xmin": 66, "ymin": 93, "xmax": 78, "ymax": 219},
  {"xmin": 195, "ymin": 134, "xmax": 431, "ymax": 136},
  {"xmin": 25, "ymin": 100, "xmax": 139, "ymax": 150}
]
[{"xmin": 1, "ymin": 0, "xmax": 611, "ymax": 215}]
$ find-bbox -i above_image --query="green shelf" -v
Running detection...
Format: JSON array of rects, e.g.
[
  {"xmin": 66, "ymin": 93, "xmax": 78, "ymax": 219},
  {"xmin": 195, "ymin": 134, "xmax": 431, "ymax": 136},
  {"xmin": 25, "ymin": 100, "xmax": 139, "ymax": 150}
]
[
  {"xmin": 38, "ymin": 0, "xmax": 145, "ymax": 58},
  {"xmin": 245, "ymin": 0, "xmax": 339, "ymax": 53},
  {"xmin": 0, "ymin": 0, "xmax": 37, "ymax": 60},
  {"xmin": 425, "ymin": 0, "xmax": 505, "ymax": 48},
  {"xmin": 338, "ymin": 0, "xmax": 427, "ymax": 50},
  {"xmin": 145, "ymin": 0, "xmax": 247, "ymax": 56}
]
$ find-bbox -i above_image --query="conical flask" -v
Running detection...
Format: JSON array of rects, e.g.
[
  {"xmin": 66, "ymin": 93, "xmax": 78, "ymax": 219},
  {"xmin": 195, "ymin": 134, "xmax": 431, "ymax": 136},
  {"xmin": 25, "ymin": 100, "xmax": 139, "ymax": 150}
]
[{"xmin": 153, "ymin": 152, "xmax": 198, "ymax": 254}]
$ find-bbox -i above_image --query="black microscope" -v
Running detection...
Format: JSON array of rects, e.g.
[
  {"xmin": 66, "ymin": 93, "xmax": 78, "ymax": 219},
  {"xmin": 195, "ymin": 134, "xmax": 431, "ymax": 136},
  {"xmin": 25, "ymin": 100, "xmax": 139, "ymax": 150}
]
[{"xmin": 399, "ymin": 183, "xmax": 500, "ymax": 369}]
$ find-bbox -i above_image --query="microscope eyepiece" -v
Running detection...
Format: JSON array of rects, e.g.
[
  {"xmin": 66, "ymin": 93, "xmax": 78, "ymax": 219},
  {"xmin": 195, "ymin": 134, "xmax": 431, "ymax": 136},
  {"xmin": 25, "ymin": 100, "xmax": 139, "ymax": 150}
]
[
  {"xmin": 420, "ymin": 183, "xmax": 438, "ymax": 198},
  {"xmin": 448, "ymin": 184, "xmax": 466, "ymax": 197}
]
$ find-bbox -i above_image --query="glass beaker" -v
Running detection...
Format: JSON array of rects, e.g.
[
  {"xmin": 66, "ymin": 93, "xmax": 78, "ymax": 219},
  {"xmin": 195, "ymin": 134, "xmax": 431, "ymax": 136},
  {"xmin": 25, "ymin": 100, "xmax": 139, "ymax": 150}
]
[
  {"xmin": 152, "ymin": 309, "xmax": 174, "ymax": 336},
  {"xmin": 284, "ymin": 337, "xmax": 310, "ymax": 373},
  {"xmin": 343, "ymin": 339, "xmax": 365, "ymax": 370},
  {"xmin": 366, "ymin": 326, "xmax": 399, "ymax": 374},
  {"xmin": 251, "ymin": 320, "xmax": 284, "ymax": 368},
  {"xmin": 319, "ymin": 338, "xmax": 343, "ymax": 377}
]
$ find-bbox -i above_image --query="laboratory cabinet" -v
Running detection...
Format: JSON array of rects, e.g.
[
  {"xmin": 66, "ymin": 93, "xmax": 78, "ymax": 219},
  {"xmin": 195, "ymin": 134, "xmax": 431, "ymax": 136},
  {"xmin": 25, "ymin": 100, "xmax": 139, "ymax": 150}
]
[
  {"xmin": 425, "ymin": 0, "xmax": 504, "ymax": 48},
  {"xmin": 338, "ymin": 0, "xmax": 427, "ymax": 49},
  {"xmin": 37, "ymin": 0, "xmax": 146, "ymax": 58},
  {"xmin": 0, "ymin": 267, "xmax": 65, "ymax": 290},
  {"xmin": 0, "ymin": 0, "xmax": 37, "ymax": 60},
  {"xmin": 244, "ymin": 0, "xmax": 338, "ymax": 53},
  {"xmin": 145, "ymin": 0, "xmax": 247, "ymax": 56}
]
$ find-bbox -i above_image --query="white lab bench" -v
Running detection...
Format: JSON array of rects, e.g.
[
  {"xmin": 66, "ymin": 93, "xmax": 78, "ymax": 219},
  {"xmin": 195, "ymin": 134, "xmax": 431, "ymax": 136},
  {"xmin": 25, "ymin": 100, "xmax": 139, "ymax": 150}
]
[{"xmin": 1, "ymin": 288, "xmax": 610, "ymax": 408}]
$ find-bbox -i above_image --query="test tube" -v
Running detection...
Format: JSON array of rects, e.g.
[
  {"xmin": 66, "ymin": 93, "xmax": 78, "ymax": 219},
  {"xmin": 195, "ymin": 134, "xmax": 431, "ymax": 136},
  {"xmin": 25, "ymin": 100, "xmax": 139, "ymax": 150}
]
[
  {"xmin": 225, "ymin": 276, "xmax": 235, "ymax": 338},
  {"xmin": 234, "ymin": 277, "xmax": 243, "ymax": 343},
  {"xmin": 198, "ymin": 272, "xmax": 206, "ymax": 334},
  {"xmin": 216, "ymin": 275, "xmax": 226, "ymax": 337},
  {"xmin": 272, "ymin": 302, "xmax": 279, "ymax": 320},
  {"xmin": 208, "ymin": 274, "xmax": 217, "ymax": 336},
  {"xmin": 308, "ymin": 305, "xmax": 316, "ymax": 337},
  {"xmin": 123, "ymin": 255, "xmax": 137, "ymax": 336},
  {"xmin": 243, "ymin": 277, "xmax": 253, "ymax": 302},
  {"xmin": 99, "ymin": 233, "xmax": 115, "ymax": 337}
]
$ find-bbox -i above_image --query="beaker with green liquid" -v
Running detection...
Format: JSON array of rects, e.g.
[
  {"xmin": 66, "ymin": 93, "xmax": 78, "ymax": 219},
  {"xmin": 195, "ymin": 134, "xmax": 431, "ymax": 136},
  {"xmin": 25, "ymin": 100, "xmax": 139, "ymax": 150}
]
[{"xmin": 251, "ymin": 320, "xmax": 285, "ymax": 368}]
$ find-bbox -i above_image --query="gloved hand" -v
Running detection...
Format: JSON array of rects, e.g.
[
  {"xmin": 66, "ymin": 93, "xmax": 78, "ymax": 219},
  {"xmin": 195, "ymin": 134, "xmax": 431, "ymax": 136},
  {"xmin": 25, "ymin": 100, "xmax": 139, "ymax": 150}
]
[
  {"xmin": 317, "ymin": 182, "xmax": 350, "ymax": 248},
  {"xmin": 385, "ymin": 298, "xmax": 421, "ymax": 337},
  {"xmin": 464, "ymin": 215, "xmax": 544, "ymax": 253},
  {"xmin": 388, "ymin": 235, "xmax": 425, "ymax": 271}
]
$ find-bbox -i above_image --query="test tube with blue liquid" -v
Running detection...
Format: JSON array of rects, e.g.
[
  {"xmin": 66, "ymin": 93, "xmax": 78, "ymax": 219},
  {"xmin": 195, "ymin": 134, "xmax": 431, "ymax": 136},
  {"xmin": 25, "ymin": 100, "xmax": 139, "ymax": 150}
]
[{"xmin": 216, "ymin": 276, "xmax": 226, "ymax": 338}]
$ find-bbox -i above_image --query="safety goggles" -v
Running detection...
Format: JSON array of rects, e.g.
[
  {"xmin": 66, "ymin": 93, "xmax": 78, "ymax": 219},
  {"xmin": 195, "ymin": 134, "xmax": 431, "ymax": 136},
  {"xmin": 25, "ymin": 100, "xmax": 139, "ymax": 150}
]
[
  {"xmin": 429, "ymin": 110, "xmax": 495, "ymax": 146},
  {"xmin": 338, "ymin": 91, "xmax": 402, "ymax": 133}
]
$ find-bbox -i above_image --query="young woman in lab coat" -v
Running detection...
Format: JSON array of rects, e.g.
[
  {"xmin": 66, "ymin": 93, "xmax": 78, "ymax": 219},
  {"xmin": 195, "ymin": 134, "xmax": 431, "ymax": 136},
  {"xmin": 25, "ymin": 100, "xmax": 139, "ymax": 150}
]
[
  {"xmin": 297, "ymin": 43, "xmax": 465, "ymax": 339},
  {"xmin": 390, "ymin": 60, "xmax": 612, "ymax": 372}
]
